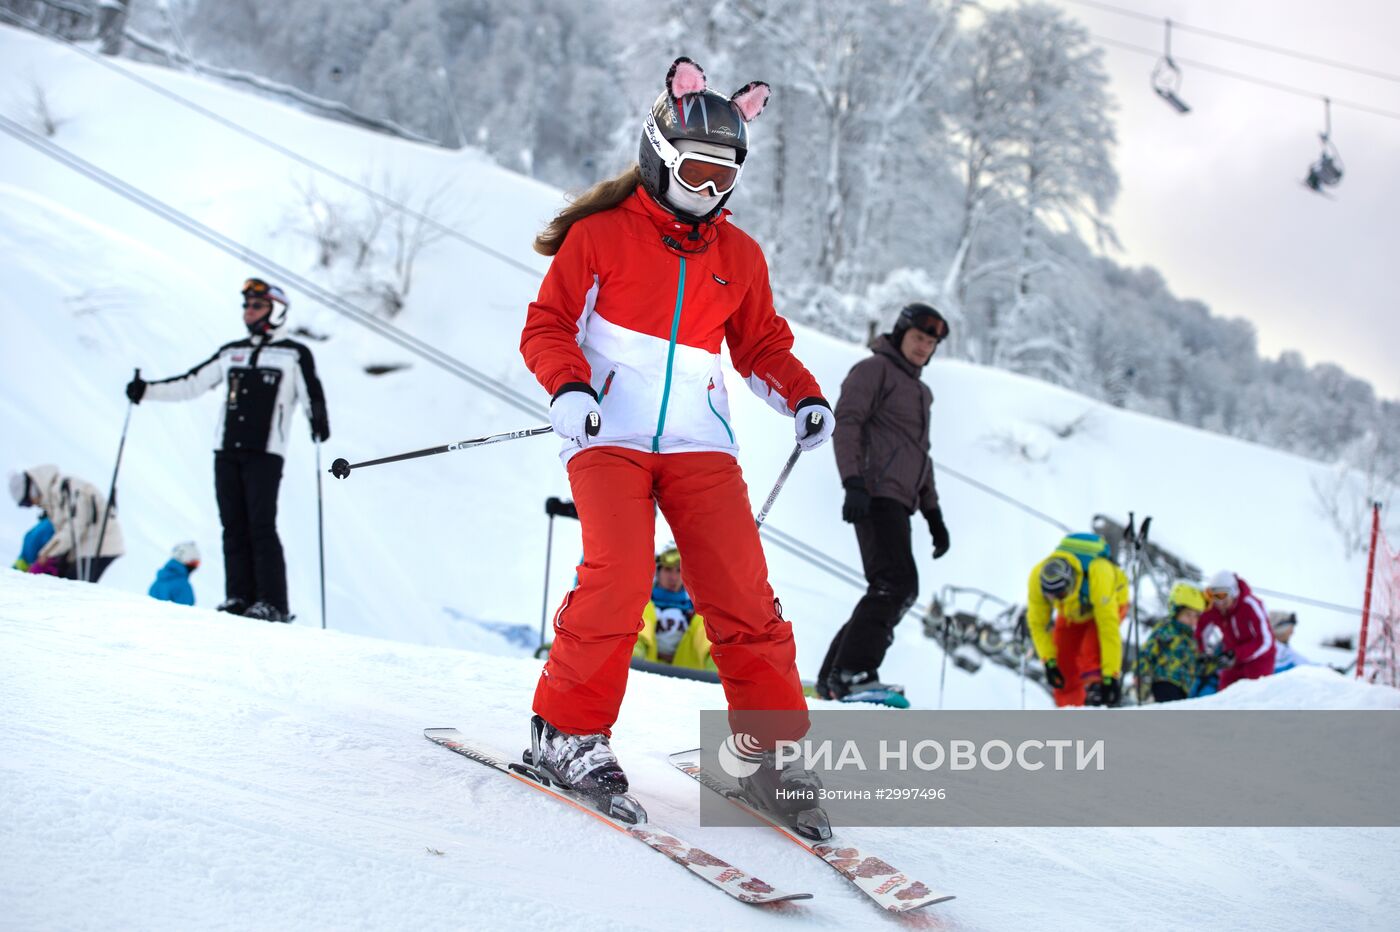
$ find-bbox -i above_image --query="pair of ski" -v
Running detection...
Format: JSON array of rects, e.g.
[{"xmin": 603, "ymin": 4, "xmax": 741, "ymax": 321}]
[{"xmin": 424, "ymin": 728, "xmax": 953, "ymax": 913}]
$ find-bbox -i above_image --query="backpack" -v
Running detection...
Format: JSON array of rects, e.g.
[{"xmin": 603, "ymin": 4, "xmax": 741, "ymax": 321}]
[{"xmin": 1056, "ymin": 533, "xmax": 1113, "ymax": 608}]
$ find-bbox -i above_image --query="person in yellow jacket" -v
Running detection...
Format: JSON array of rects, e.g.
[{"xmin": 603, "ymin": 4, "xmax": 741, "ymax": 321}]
[
  {"xmin": 633, "ymin": 545, "xmax": 717, "ymax": 672},
  {"xmin": 1025, "ymin": 533, "xmax": 1130, "ymax": 707}
]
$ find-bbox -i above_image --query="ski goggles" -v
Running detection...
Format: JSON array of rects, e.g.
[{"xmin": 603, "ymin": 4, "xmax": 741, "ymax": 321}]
[
  {"xmin": 656, "ymin": 548, "xmax": 681, "ymax": 570},
  {"xmin": 242, "ymin": 278, "xmax": 288, "ymax": 305},
  {"xmin": 1204, "ymin": 588, "xmax": 1234, "ymax": 602},
  {"xmin": 907, "ymin": 310, "xmax": 949, "ymax": 340},
  {"xmin": 670, "ymin": 151, "xmax": 741, "ymax": 196}
]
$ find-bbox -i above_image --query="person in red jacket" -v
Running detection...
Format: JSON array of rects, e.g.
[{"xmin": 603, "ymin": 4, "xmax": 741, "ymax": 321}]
[
  {"xmin": 1197, "ymin": 569, "xmax": 1276, "ymax": 691},
  {"xmin": 518, "ymin": 58, "xmax": 832, "ymax": 828}
]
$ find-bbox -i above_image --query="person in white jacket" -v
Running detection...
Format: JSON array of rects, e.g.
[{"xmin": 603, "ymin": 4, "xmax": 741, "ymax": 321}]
[
  {"xmin": 9, "ymin": 465, "xmax": 123, "ymax": 582},
  {"xmin": 125, "ymin": 278, "xmax": 329, "ymax": 622}
]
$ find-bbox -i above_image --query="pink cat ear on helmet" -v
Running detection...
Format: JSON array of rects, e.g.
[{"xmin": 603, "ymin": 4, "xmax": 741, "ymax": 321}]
[
  {"xmin": 666, "ymin": 57, "xmax": 707, "ymax": 98},
  {"xmin": 730, "ymin": 81, "xmax": 771, "ymax": 122}
]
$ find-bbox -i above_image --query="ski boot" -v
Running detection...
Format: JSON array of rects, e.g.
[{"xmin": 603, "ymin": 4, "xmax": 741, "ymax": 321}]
[
  {"xmin": 244, "ymin": 601, "xmax": 291, "ymax": 623},
  {"xmin": 738, "ymin": 750, "xmax": 832, "ymax": 841},
  {"xmin": 525, "ymin": 715, "xmax": 645, "ymax": 824},
  {"xmin": 216, "ymin": 598, "xmax": 248, "ymax": 615}
]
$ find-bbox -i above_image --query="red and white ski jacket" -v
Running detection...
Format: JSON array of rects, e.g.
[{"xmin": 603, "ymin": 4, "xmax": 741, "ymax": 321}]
[
  {"xmin": 1196, "ymin": 576, "xmax": 1275, "ymax": 664},
  {"xmin": 520, "ymin": 187, "xmax": 823, "ymax": 461}
]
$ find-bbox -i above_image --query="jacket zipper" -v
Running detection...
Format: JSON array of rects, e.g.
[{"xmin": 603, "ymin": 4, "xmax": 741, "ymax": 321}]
[
  {"xmin": 706, "ymin": 378, "xmax": 734, "ymax": 444},
  {"xmin": 652, "ymin": 257, "xmax": 686, "ymax": 452}
]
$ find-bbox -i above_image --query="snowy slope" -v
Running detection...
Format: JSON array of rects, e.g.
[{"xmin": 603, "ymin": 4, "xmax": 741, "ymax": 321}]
[
  {"xmin": 4, "ymin": 573, "xmax": 1399, "ymax": 931},
  {"xmin": 0, "ymin": 25, "xmax": 1380, "ymax": 713}
]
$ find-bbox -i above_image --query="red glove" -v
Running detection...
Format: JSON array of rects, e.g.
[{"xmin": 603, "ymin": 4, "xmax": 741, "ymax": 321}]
[{"xmin": 28, "ymin": 558, "xmax": 60, "ymax": 576}]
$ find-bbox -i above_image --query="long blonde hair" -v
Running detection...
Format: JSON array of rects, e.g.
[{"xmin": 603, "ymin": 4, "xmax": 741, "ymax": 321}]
[{"xmin": 534, "ymin": 164, "xmax": 642, "ymax": 256}]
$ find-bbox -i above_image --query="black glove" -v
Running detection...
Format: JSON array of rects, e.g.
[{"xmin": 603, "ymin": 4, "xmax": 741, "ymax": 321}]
[
  {"xmin": 311, "ymin": 408, "xmax": 330, "ymax": 443},
  {"xmin": 545, "ymin": 497, "xmax": 579, "ymax": 520},
  {"xmin": 841, "ymin": 478, "xmax": 871, "ymax": 524},
  {"xmin": 1044, "ymin": 660, "xmax": 1066, "ymax": 690},
  {"xmin": 126, "ymin": 375, "xmax": 147, "ymax": 404},
  {"xmin": 1218, "ymin": 650, "xmax": 1236, "ymax": 670},
  {"xmin": 926, "ymin": 506, "xmax": 950, "ymax": 559},
  {"xmin": 1092, "ymin": 676, "xmax": 1122, "ymax": 707}
]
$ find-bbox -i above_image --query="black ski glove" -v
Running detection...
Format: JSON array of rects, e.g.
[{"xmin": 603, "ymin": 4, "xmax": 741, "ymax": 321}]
[
  {"xmin": 1095, "ymin": 676, "xmax": 1122, "ymax": 707},
  {"xmin": 311, "ymin": 408, "xmax": 331, "ymax": 443},
  {"xmin": 841, "ymin": 478, "xmax": 871, "ymax": 524},
  {"xmin": 126, "ymin": 375, "xmax": 147, "ymax": 404},
  {"xmin": 1218, "ymin": 650, "xmax": 1236, "ymax": 670},
  {"xmin": 925, "ymin": 506, "xmax": 950, "ymax": 559},
  {"xmin": 1044, "ymin": 659, "xmax": 1066, "ymax": 690}
]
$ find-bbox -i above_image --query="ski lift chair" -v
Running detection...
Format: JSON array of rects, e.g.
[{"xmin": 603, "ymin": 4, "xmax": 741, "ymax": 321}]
[
  {"xmin": 1151, "ymin": 20, "xmax": 1191, "ymax": 114},
  {"xmin": 1304, "ymin": 98, "xmax": 1344, "ymax": 194}
]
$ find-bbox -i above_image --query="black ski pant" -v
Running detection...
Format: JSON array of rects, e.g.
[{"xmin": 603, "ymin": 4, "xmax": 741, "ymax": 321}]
[
  {"xmin": 58, "ymin": 555, "xmax": 117, "ymax": 583},
  {"xmin": 819, "ymin": 497, "xmax": 919, "ymax": 686},
  {"xmin": 214, "ymin": 450, "xmax": 287, "ymax": 612},
  {"xmin": 1151, "ymin": 681, "xmax": 1188, "ymax": 703}
]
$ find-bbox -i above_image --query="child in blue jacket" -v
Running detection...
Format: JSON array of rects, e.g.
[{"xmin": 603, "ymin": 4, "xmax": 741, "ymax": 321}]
[{"xmin": 149, "ymin": 541, "xmax": 200, "ymax": 606}]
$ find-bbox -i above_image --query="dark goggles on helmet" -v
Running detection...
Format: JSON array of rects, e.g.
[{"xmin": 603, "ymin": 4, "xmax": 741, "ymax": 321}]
[
  {"xmin": 656, "ymin": 549, "xmax": 681, "ymax": 570},
  {"xmin": 672, "ymin": 152, "xmax": 741, "ymax": 196},
  {"xmin": 242, "ymin": 278, "xmax": 272, "ymax": 297},
  {"xmin": 907, "ymin": 310, "xmax": 949, "ymax": 341}
]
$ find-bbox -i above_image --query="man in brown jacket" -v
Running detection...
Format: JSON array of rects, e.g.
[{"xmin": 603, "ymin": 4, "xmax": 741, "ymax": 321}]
[{"xmin": 817, "ymin": 303, "xmax": 950, "ymax": 701}]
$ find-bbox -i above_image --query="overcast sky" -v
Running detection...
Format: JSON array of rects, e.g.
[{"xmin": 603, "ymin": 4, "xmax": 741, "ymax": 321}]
[{"xmin": 1014, "ymin": 0, "xmax": 1400, "ymax": 399}]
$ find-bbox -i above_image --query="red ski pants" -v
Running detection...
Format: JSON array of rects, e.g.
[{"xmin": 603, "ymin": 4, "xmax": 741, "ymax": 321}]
[
  {"xmin": 1219, "ymin": 647, "xmax": 1276, "ymax": 691},
  {"xmin": 535, "ymin": 448, "xmax": 808, "ymax": 739},
  {"xmin": 1052, "ymin": 617, "xmax": 1103, "ymax": 707}
]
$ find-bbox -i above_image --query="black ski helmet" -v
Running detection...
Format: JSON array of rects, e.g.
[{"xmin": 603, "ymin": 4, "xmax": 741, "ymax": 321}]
[
  {"xmin": 638, "ymin": 57, "xmax": 770, "ymax": 214},
  {"xmin": 892, "ymin": 302, "xmax": 950, "ymax": 344}
]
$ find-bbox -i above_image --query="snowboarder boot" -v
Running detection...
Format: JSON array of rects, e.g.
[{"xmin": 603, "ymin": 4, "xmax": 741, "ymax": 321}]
[
  {"xmin": 528, "ymin": 714, "xmax": 630, "ymax": 798},
  {"xmin": 738, "ymin": 750, "xmax": 832, "ymax": 841},
  {"xmin": 830, "ymin": 669, "xmax": 904, "ymax": 699},
  {"xmin": 216, "ymin": 598, "xmax": 248, "ymax": 615},
  {"xmin": 244, "ymin": 601, "xmax": 291, "ymax": 623}
]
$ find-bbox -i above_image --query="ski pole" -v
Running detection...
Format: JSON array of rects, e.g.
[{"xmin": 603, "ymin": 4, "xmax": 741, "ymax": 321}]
[
  {"xmin": 1132, "ymin": 516, "xmax": 1152, "ymax": 701},
  {"xmin": 1018, "ymin": 609, "xmax": 1028, "ymax": 710},
  {"xmin": 315, "ymin": 439, "xmax": 327, "ymax": 630},
  {"xmin": 938, "ymin": 608, "xmax": 951, "ymax": 711},
  {"xmin": 539, "ymin": 506, "xmax": 556, "ymax": 654},
  {"xmin": 328, "ymin": 417, "xmax": 595, "ymax": 479},
  {"xmin": 754, "ymin": 410, "xmax": 825, "ymax": 529},
  {"xmin": 92, "ymin": 369, "xmax": 137, "ymax": 579}
]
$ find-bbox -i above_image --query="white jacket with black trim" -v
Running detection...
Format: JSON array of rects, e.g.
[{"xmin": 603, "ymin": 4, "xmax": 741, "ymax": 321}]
[{"xmin": 144, "ymin": 328, "xmax": 329, "ymax": 458}]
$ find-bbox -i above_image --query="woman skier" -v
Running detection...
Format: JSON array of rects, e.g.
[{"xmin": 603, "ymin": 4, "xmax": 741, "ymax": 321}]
[{"xmin": 518, "ymin": 58, "xmax": 832, "ymax": 826}]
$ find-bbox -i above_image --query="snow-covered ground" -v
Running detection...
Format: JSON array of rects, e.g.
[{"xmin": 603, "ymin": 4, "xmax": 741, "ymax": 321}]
[
  {"xmin": 4, "ymin": 573, "xmax": 1399, "ymax": 931},
  {"xmin": 2, "ymin": 24, "xmax": 1398, "ymax": 930}
]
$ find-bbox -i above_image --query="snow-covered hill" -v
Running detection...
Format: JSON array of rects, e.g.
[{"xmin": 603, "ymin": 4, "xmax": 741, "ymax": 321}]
[{"xmin": 5, "ymin": 573, "xmax": 1399, "ymax": 931}]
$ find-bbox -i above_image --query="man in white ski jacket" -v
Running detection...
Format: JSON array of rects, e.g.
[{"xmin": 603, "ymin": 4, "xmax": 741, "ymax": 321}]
[{"xmin": 126, "ymin": 278, "xmax": 329, "ymax": 622}]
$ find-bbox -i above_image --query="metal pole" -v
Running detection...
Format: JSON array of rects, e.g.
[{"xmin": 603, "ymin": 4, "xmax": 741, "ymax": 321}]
[
  {"xmin": 1357, "ymin": 502, "xmax": 1382, "ymax": 678},
  {"xmin": 316, "ymin": 440, "xmax": 327, "ymax": 630},
  {"xmin": 755, "ymin": 444, "xmax": 801, "ymax": 529},
  {"xmin": 538, "ymin": 512, "xmax": 555, "ymax": 654},
  {"xmin": 93, "ymin": 376, "xmax": 136, "ymax": 579},
  {"xmin": 1019, "ymin": 612, "xmax": 1028, "ymax": 710},
  {"xmin": 938, "ymin": 612, "xmax": 951, "ymax": 710}
]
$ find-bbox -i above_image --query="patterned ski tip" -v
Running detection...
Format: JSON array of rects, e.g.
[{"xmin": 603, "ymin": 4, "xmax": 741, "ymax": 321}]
[
  {"xmin": 424, "ymin": 728, "xmax": 811, "ymax": 906},
  {"xmin": 667, "ymin": 748, "xmax": 954, "ymax": 913}
]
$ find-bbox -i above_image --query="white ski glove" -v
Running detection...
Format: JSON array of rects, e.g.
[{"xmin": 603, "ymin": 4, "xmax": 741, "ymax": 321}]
[
  {"xmin": 793, "ymin": 397, "xmax": 834, "ymax": 451},
  {"xmin": 550, "ymin": 382, "xmax": 601, "ymax": 445}
]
